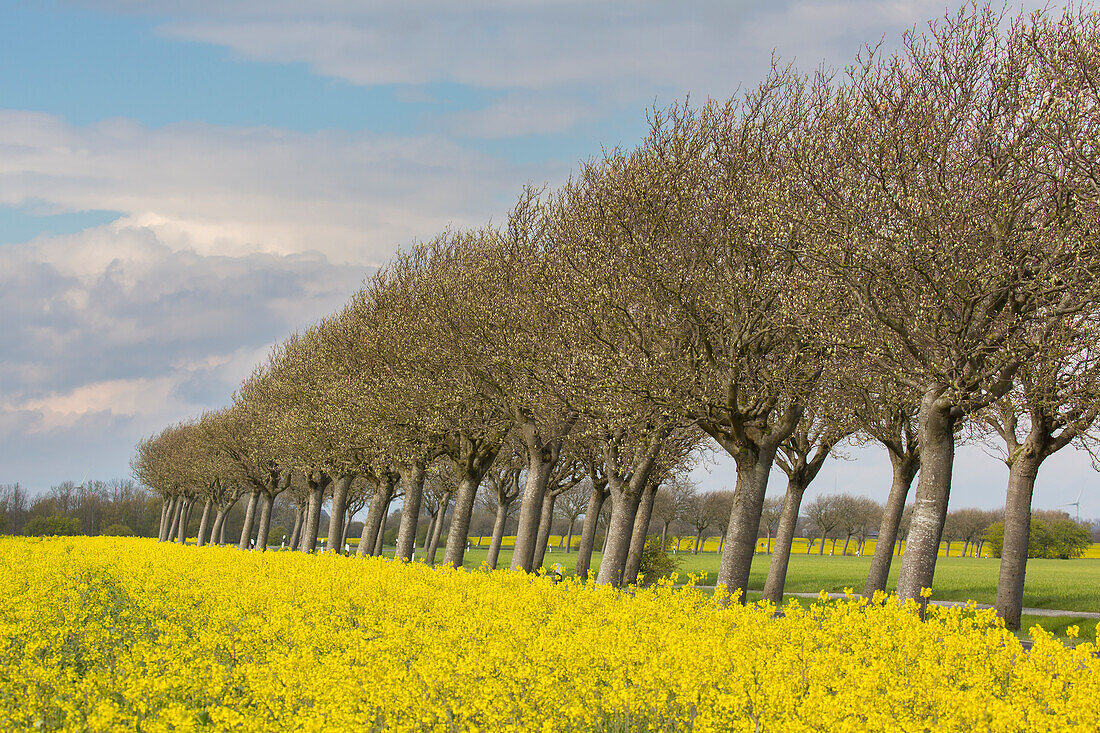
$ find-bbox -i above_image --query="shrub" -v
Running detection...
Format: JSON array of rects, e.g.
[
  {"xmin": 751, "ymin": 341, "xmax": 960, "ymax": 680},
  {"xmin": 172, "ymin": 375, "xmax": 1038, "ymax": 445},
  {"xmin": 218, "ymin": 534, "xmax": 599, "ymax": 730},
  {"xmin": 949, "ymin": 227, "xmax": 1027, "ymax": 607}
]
[
  {"xmin": 637, "ymin": 537, "xmax": 680, "ymax": 585},
  {"xmin": 102, "ymin": 524, "xmax": 134, "ymax": 537},
  {"xmin": 984, "ymin": 518, "xmax": 1092, "ymax": 559},
  {"xmin": 267, "ymin": 525, "xmax": 289, "ymax": 547},
  {"xmin": 23, "ymin": 516, "xmax": 82, "ymax": 537}
]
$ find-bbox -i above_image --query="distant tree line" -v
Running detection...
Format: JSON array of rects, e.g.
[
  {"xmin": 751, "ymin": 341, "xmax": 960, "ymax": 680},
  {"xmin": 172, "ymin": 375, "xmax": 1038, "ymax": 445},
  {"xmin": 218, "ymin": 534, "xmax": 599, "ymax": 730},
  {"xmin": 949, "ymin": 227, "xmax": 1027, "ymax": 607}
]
[{"xmin": 129, "ymin": 4, "xmax": 1100, "ymax": 631}]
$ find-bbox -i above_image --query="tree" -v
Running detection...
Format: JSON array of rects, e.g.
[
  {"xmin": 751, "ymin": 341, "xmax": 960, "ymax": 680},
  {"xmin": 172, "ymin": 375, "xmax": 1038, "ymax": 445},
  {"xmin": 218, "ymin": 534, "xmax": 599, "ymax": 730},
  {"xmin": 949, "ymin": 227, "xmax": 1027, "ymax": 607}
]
[
  {"xmin": 478, "ymin": 455, "xmax": 524, "ymax": 569},
  {"xmin": 684, "ymin": 489, "xmax": 723, "ymax": 555},
  {"xmin": 803, "ymin": 494, "xmax": 842, "ymax": 556},
  {"xmin": 798, "ymin": 4, "xmax": 1100, "ymax": 606},
  {"xmin": 758, "ymin": 497, "xmax": 783, "ymax": 554}
]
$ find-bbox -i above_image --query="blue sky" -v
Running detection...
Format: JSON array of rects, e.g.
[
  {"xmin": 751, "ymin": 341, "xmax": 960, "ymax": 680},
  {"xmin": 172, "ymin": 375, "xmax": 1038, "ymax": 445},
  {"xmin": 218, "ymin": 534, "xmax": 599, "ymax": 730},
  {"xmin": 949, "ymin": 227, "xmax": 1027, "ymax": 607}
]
[{"xmin": 1, "ymin": 0, "xmax": 1093, "ymax": 520}]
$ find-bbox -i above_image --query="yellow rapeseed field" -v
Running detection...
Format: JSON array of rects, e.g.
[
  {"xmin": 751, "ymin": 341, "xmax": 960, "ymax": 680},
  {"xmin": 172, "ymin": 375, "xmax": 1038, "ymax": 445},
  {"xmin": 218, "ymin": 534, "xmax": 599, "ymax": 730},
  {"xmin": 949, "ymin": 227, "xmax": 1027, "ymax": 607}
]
[{"xmin": 1, "ymin": 537, "xmax": 1097, "ymax": 732}]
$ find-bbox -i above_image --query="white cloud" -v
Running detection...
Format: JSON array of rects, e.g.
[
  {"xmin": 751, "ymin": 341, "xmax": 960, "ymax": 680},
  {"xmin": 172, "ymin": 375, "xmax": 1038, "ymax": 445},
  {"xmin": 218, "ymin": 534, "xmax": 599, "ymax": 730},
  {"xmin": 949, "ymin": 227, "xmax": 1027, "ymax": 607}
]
[{"xmin": 0, "ymin": 110, "xmax": 553, "ymax": 263}]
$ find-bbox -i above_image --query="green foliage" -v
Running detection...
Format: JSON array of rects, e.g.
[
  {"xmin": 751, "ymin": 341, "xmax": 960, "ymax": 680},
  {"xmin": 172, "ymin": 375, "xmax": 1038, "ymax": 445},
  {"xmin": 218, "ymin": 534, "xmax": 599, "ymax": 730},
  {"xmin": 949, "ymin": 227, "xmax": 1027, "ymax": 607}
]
[
  {"xmin": 983, "ymin": 518, "xmax": 1092, "ymax": 560},
  {"xmin": 102, "ymin": 524, "xmax": 134, "ymax": 536},
  {"xmin": 637, "ymin": 538, "xmax": 680, "ymax": 585},
  {"xmin": 24, "ymin": 516, "xmax": 82, "ymax": 537},
  {"xmin": 268, "ymin": 525, "xmax": 289, "ymax": 547}
]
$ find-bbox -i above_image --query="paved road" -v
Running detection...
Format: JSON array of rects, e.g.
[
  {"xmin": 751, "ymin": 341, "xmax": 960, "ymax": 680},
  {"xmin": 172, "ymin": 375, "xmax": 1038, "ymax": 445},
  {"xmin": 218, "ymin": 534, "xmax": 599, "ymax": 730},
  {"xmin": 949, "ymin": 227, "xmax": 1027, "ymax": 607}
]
[{"xmin": 683, "ymin": 587, "xmax": 1100, "ymax": 619}]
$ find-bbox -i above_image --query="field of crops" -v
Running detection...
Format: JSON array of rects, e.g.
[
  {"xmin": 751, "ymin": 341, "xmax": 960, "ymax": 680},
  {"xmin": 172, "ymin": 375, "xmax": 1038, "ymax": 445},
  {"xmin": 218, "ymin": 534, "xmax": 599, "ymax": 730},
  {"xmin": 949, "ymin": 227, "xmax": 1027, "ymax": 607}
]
[{"xmin": 2, "ymin": 537, "xmax": 1098, "ymax": 731}]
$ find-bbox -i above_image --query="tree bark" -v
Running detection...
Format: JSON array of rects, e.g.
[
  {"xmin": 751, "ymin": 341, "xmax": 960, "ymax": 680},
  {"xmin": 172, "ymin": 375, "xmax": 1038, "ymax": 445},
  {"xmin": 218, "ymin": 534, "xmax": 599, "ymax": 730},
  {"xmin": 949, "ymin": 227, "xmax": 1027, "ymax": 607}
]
[
  {"xmin": 196, "ymin": 499, "xmax": 213, "ymax": 547},
  {"xmin": 175, "ymin": 498, "xmax": 191, "ymax": 544},
  {"xmin": 210, "ymin": 507, "xmax": 226, "ymax": 546},
  {"xmin": 511, "ymin": 459, "xmax": 553, "ymax": 571},
  {"xmin": 298, "ymin": 473, "xmax": 329, "ymax": 553},
  {"xmin": 995, "ymin": 451, "xmax": 1042, "ymax": 630},
  {"xmin": 428, "ymin": 494, "xmax": 451, "ymax": 566},
  {"xmin": 238, "ymin": 489, "xmax": 259, "ymax": 551},
  {"xmin": 897, "ymin": 390, "xmax": 958, "ymax": 605},
  {"xmin": 359, "ymin": 475, "xmax": 395, "ymax": 558},
  {"xmin": 158, "ymin": 499, "xmax": 171, "ymax": 542},
  {"xmin": 164, "ymin": 496, "xmax": 181, "ymax": 542},
  {"xmin": 575, "ymin": 482, "xmax": 608, "ymax": 581},
  {"xmin": 326, "ymin": 474, "xmax": 354, "ymax": 553},
  {"xmin": 694, "ymin": 531, "xmax": 703, "ymax": 554},
  {"xmin": 532, "ymin": 492, "xmax": 559, "ymax": 570},
  {"xmin": 595, "ymin": 479, "xmax": 642, "ymax": 587},
  {"xmin": 864, "ymin": 451, "xmax": 919, "ymax": 597},
  {"xmin": 715, "ymin": 447, "xmax": 781, "ymax": 603},
  {"xmin": 565, "ymin": 520, "xmax": 575, "ymax": 553},
  {"xmin": 375, "ymin": 508, "xmax": 388, "ymax": 555},
  {"xmin": 254, "ymin": 492, "xmax": 275, "ymax": 552},
  {"xmin": 622, "ymin": 479, "xmax": 658, "ymax": 586},
  {"xmin": 762, "ymin": 478, "xmax": 807, "ymax": 605},
  {"xmin": 394, "ymin": 464, "xmax": 426, "ymax": 561},
  {"xmin": 289, "ymin": 506, "xmax": 303, "ymax": 550},
  {"xmin": 486, "ymin": 501, "xmax": 510, "ymax": 570},
  {"xmin": 422, "ymin": 512, "xmax": 437, "ymax": 551}
]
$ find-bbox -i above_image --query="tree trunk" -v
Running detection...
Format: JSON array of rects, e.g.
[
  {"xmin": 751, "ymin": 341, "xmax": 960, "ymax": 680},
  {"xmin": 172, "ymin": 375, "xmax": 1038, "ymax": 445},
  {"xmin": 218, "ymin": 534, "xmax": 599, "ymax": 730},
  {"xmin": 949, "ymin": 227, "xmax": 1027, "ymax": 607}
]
[
  {"xmin": 660, "ymin": 522, "xmax": 669, "ymax": 551},
  {"xmin": 196, "ymin": 499, "xmax": 213, "ymax": 547},
  {"xmin": 511, "ymin": 459, "xmax": 553, "ymax": 572},
  {"xmin": 298, "ymin": 475, "xmax": 327, "ymax": 553},
  {"xmin": 897, "ymin": 391, "xmax": 958, "ymax": 605},
  {"xmin": 622, "ymin": 480, "xmax": 658, "ymax": 586},
  {"xmin": 239, "ymin": 490, "xmax": 259, "ymax": 550},
  {"xmin": 428, "ymin": 494, "xmax": 451, "ymax": 566},
  {"xmin": 289, "ymin": 507, "xmax": 303, "ymax": 549},
  {"xmin": 762, "ymin": 479, "xmax": 807, "ymax": 605},
  {"xmin": 422, "ymin": 512, "xmax": 437, "ymax": 551},
  {"xmin": 326, "ymin": 474, "xmax": 353, "ymax": 553},
  {"xmin": 532, "ymin": 492, "xmax": 559, "ymax": 570},
  {"xmin": 595, "ymin": 479, "xmax": 642, "ymax": 587},
  {"xmin": 817, "ymin": 532, "xmax": 826, "ymax": 555},
  {"xmin": 575, "ymin": 484, "xmax": 608, "ymax": 581},
  {"xmin": 394, "ymin": 464, "xmax": 425, "ymax": 561},
  {"xmin": 167, "ymin": 496, "xmax": 181, "ymax": 541},
  {"xmin": 716, "ymin": 449, "xmax": 779, "ymax": 604},
  {"xmin": 444, "ymin": 470, "xmax": 486, "ymax": 568},
  {"xmin": 359, "ymin": 475, "xmax": 395, "ymax": 558},
  {"xmin": 995, "ymin": 451, "xmax": 1043, "ymax": 630},
  {"xmin": 375, "ymin": 508, "xmax": 388, "ymax": 555},
  {"xmin": 254, "ymin": 492, "xmax": 274, "ymax": 552},
  {"xmin": 565, "ymin": 521, "xmax": 574, "ymax": 553},
  {"xmin": 175, "ymin": 498, "xmax": 191, "ymax": 544},
  {"xmin": 158, "ymin": 499, "xmax": 171, "ymax": 541},
  {"xmin": 694, "ymin": 531, "xmax": 702, "ymax": 554},
  {"xmin": 864, "ymin": 451, "xmax": 918, "ymax": 597},
  {"xmin": 944, "ymin": 539, "xmax": 951, "ymax": 558},
  {"xmin": 486, "ymin": 501, "xmax": 510, "ymax": 570},
  {"xmin": 896, "ymin": 536, "xmax": 904, "ymax": 556},
  {"xmin": 210, "ymin": 507, "xmax": 226, "ymax": 546},
  {"xmin": 842, "ymin": 534, "xmax": 852, "ymax": 556},
  {"xmin": 340, "ymin": 506, "xmax": 353, "ymax": 550}
]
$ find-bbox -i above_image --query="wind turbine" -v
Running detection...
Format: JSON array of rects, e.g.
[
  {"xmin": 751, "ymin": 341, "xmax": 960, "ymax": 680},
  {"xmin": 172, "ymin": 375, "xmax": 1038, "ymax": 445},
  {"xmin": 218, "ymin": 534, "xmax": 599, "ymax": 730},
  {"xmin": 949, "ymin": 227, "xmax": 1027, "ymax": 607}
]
[{"xmin": 1059, "ymin": 489, "xmax": 1083, "ymax": 522}]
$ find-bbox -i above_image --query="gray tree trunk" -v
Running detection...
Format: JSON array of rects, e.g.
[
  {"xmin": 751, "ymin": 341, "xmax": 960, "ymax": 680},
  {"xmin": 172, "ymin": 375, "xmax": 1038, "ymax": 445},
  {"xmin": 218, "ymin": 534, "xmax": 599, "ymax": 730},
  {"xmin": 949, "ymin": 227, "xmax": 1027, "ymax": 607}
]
[
  {"xmin": 394, "ymin": 464, "xmax": 426, "ymax": 561},
  {"xmin": 444, "ymin": 471, "xmax": 486, "ymax": 568},
  {"xmin": 486, "ymin": 501, "xmax": 510, "ymax": 570},
  {"xmin": 715, "ymin": 450, "xmax": 779, "ymax": 603},
  {"xmin": 622, "ymin": 479, "xmax": 658, "ymax": 586},
  {"xmin": 196, "ymin": 499, "xmax": 213, "ymax": 547},
  {"xmin": 575, "ymin": 484, "xmax": 608, "ymax": 581},
  {"xmin": 842, "ymin": 534, "xmax": 852, "ymax": 556},
  {"xmin": 532, "ymin": 492, "xmax": 558, "ymax": 570},
  {"xmin": 422, "ymin": 512, "xmax": 437, "ymax": 552},
  {"xmin": 239, "ymin": 490, "xmax": 259, "ymax": 551},
  {"xmin": 428, "ymin": 494, "xmax": 450, "ymax": 565},
  {"xmin": 511, "ymin": 459, "xmax": 553, "ymax": 572},
  {"xmin": 817, "ymin": 533, "xmax": 826, "ymax": 555},
  {"xmin": 210, "ymin": 506, "xmax": 227, "ymax": 546},
  {"xmin": 299, "ymin": 474, "xmax": 328, "ymax": 553},
  {"xmin": 595, "ymin": 479, "xmax": 642, "ymax": 587},
  {"xmin": 374, "ymin": 509, "xmax": 388, "ymax": 555},
  {"xmin": 163, "ymin": 496, "xmax": 180, "ymax": 541},
  {"xmin": 897, "ymin": 391, "xmax": 958, "ymax": 606},
  {"xmin": 359, "ymin": 476, "xmax": 395, "ymax": 558},
  {"xmin": 175, "ymin": 498, "xmax": 191, "ymax": 544},
  {"xmin": 158, "ymin": 499, "xmax": 171, "ymax": 541},
  {"xmin": 340, "ymin": 507, "xmax": 352, "ymax": 550},
  {"xmin": 254, "ymin": 492, "xmax": 274, "ymax": 552},
  {"xmin": 564, "ymin": 521, "xmax": 575, "ymax": 553},
  {"xmin": 864, "ymin": 452, "xmax": 919, "ymax": 597},
  {"xmin": 289, "ymin": 507, "xmax": 303, "ymax": 549},
  {"xmin": 762, "ymin": 479, "xmax": 807, "ymax": 605},
  {"xmin": 995, "ymin": 452, "xmax": 1042, "ymax": 629},
  {"xmin": 694, "ymin": 531, "xmax": 703, "ymax": 554},
  {"xmin": 219, "ymin": 515, "xmax": 227, "ymax": 545},
  {"xmin": 326, "ymin": 474, "xmax": 353, "ymax": 553}
]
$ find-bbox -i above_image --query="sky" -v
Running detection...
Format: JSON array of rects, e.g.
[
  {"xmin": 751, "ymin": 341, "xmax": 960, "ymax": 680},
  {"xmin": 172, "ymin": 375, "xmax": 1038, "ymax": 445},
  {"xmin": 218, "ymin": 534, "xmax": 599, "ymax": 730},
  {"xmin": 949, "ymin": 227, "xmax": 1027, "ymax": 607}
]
[{"xmin": 1, "ymin": 0, "xmax": 1094, "ymax": 520}]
